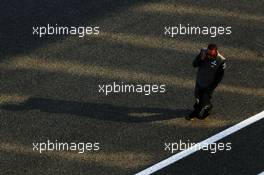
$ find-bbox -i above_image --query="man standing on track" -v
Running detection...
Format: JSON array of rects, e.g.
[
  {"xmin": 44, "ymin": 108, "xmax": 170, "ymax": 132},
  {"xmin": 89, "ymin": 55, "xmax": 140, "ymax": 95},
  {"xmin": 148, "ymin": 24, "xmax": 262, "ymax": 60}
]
[{"xmin": 186, "ymin": 44, "xmax": 227, "ymax": 120}]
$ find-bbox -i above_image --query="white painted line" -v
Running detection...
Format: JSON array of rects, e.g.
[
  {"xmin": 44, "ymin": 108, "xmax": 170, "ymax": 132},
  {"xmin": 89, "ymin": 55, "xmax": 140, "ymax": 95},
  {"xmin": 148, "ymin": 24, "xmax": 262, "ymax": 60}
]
[
  {"xmin": 257, "ymin": 171, "xmax": 264, "ymax": 175},
  {"xmin": 135, "ymin": 111, "xmax": 264, "ymax": 175}
]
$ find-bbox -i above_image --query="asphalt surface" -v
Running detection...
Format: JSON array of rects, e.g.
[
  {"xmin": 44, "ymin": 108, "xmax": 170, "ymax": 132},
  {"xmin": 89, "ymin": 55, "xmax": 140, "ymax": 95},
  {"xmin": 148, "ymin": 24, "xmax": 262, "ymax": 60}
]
[
  {"xmin": 0, "ymin": 0, "xmax": 263, "ymax": 175},
  {"xmin": 155, "ymin": 118, "xmax": 264, "ymax": 175}
]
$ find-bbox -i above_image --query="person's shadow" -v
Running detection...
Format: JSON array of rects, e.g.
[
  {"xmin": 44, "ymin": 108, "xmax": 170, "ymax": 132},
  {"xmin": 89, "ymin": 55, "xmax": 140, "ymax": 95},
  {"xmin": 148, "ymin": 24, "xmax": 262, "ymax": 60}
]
[{"xmin": 0, "ymin": 97, "xmax": 190, "ymax": 123}]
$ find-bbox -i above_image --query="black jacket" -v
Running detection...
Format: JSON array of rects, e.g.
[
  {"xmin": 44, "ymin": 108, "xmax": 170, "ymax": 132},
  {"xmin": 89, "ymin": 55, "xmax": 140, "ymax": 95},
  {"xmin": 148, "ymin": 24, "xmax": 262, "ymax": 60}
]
[{"xmin": 193, "ymin": 49, "xmax": 226, "ymax": 90}]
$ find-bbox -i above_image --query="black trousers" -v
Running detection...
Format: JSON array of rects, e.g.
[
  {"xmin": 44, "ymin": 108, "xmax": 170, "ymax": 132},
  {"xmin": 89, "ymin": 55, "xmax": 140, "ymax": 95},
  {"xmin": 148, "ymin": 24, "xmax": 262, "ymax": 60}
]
[{"xmin": 193, "ymin": 83, "xmax": 213, "ymax": 113}]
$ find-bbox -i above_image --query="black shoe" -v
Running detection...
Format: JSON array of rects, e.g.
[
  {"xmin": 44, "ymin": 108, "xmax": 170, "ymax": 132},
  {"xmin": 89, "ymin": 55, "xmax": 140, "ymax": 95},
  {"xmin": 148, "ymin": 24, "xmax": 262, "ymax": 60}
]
[
  {"xmin": 198, "ymin": 108, "xmax": 211, "ymax": 120},
  {"xmin": 186, "ymin": 110, "xmax": 200, "ymax": 121}
]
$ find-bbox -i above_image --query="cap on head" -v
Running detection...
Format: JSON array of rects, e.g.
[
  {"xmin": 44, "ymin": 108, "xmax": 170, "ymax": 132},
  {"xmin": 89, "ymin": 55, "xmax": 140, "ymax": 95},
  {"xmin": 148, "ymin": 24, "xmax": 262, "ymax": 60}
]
[{"xmin": 208, "ymin": 43, "xmax": 217, "ymax": 50}]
